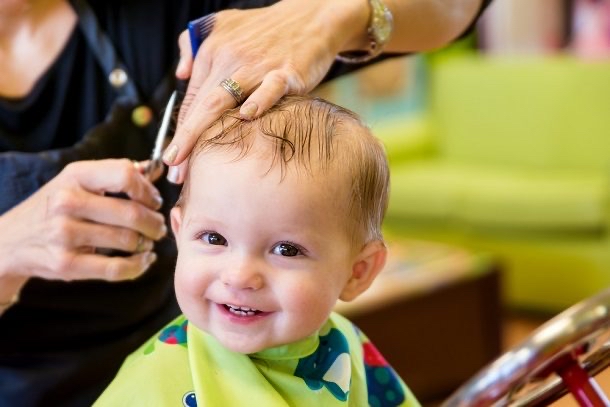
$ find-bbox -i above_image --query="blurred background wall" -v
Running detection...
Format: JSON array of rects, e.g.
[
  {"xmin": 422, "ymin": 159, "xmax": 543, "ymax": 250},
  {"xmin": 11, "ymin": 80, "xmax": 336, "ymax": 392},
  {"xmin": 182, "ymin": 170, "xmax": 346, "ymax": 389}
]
[
  {"xmin": 320, "ymin": 2, "xmax": 610, "ymax": 404},
  {"xmin": 317, "ymin": 0, "xmax": 610, "ymax": 315}
]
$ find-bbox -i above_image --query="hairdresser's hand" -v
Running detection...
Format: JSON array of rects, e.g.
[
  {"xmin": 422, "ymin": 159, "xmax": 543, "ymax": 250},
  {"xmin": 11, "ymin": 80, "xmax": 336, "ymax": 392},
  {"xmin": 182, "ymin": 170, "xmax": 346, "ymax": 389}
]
[
  {"xmin": 165, "ymin": 0, "xmax": 369, "ymax": 183},
  {"xmin": 0, "ymin": 159, "xmax": 167, "ymax": 286}
]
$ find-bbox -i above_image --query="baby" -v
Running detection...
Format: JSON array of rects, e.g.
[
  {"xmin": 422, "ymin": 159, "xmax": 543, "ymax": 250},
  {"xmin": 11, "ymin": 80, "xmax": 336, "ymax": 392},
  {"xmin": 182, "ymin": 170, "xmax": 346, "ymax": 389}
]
[{"xmin": 96, "ymin": 96, "xmax": 420, "ymax": 407}]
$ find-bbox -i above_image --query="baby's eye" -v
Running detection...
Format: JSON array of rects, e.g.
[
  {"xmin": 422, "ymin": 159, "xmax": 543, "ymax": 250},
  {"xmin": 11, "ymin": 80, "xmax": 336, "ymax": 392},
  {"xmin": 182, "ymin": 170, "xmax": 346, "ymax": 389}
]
[
  {"xmin": 272, "ymin": 242, "xmax": 302, "ymax": 257},
  {"xmin": 200, "ymin": 232, "xmax": 227, "ymax": 246}
]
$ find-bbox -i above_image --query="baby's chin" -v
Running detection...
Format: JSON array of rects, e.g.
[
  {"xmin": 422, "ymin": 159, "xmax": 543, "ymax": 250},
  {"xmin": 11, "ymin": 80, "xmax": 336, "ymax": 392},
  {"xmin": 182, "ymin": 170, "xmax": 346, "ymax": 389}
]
[
  {"xmin": 214, "ymin": 330, "xmax": 307, "ymax": 355},
  {"xmin": 217, "ymin": 336, "xmax": 273, "ymax": 355}
]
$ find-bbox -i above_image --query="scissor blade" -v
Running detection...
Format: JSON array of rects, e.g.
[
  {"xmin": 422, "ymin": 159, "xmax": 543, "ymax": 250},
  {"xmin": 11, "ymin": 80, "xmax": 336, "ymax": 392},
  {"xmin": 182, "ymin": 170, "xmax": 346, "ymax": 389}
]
[
  {"xmin": 144, "ymin": 91, "xmax": 177, "ymax": 177},
  {"xmin": 152, "ymin": 90, "xmax": 177, "ymax": 162}
]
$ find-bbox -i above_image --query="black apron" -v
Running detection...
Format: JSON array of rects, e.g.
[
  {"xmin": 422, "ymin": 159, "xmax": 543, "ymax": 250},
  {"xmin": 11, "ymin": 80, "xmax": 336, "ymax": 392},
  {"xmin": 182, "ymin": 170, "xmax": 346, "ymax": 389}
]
[{"xmin": 0, "ymin": 1, "xmax": 181, "ymax": 406}]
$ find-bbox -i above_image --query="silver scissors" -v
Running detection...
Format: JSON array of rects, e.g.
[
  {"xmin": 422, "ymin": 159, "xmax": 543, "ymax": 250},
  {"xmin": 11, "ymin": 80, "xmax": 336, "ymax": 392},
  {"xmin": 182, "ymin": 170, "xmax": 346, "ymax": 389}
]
[
  {"xmin": 143, "ymin": 90, "xmax": 177, "ymax": 178},
  {"xmin": 141, "ymin": 15, "xmax": 212, "ymax": 178},
  {"xmin": 98, "ymin": 91, "xmax": 177, "ymax": 255}
]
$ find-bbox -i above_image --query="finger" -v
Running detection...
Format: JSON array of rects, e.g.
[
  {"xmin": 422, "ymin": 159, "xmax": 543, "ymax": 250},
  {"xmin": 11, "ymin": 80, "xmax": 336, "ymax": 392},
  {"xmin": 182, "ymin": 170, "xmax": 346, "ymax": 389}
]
[
  {"xmin": 176, "ymin": 30, "xmax": 194, "ymax": 80},
  {"xmin": 177, "ymin": 86, "xmax": 197, "ymax": 127},
  {"xmin": 146, "ymin": 163, "xmax": 165, "ymax": 183},
  {"xmin": 239, "ymin": 69, "xmax": 296, "ymax": 120},
  {"xmin": 49, "ymin": 188, "xmax": 167, "ymax": 241},
  {"xmin": 166, "ymin": 160, "xmax": 189, "ymax": 185},
  {"xmin": 97, "ymin": 195, "xmax": 167, "ymax": 241},
  {"xmin": 164, "ymin": 82, "xmax": 238, "ymax": 166},
  {"xmin": 67, "ymin": 220, "xmax": 154, "ymax": 253},
  {"xmin": 135, "ymin": 159, "xmax": 164, "ymax": 183},
  {"xmin": 65, "ymin": 251, "xmax": 158, "ymax": 282},
  {"xmin": 176, "ymin": 39, "xmax": 213, "ymax": 129},
  {"xmin": 66, "ymin": 159, "xmax": 163, "ymax": 210}
]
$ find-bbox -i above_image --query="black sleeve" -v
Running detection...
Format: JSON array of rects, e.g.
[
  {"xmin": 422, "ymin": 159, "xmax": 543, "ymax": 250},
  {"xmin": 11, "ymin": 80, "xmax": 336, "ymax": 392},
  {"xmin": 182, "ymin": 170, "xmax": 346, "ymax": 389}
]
[{"xmin": 455, "ymin": 0, "xmax": 494, "ymax": 40}]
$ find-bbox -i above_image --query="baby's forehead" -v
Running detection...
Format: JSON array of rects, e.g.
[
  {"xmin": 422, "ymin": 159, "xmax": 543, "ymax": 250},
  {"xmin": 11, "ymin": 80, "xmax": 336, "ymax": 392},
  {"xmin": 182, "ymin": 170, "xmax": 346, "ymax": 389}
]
[{"xmin": 190, "ymin": 142, "xmax": 350, "ymax": 205}]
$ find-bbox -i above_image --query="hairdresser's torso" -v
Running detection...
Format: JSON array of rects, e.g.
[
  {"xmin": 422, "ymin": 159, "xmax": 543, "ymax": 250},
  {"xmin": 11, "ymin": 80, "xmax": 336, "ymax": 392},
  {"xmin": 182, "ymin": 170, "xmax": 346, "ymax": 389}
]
[{"xmin": 0, "ymin": 1, "xmax": 207, "ymax": 405}]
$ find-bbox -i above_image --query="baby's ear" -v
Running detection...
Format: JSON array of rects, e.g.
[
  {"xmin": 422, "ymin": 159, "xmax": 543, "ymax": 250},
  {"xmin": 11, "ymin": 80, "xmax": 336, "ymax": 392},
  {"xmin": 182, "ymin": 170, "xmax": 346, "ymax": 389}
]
[
  {"xmin": 339, "ymin": 240, "xmax": 387, "ymax": 302},
  {"xmin": 170, "ymin": 206, "xmax": 183, "ymax": 237}
]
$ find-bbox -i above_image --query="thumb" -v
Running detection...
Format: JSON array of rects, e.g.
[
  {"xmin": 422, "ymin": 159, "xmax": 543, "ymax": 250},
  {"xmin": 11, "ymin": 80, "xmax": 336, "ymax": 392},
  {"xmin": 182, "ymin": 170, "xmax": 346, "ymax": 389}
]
[{"xmin": 176, "ymin": 30, "xmax": 194, "ymax": 79}]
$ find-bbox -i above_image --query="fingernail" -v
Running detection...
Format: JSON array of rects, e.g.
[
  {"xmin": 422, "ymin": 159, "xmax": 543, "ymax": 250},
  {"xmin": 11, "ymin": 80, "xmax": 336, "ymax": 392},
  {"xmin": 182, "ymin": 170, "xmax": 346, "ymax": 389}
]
[
  {"xmin": 163, "ymin": 144, "xmax": 178, "ymax": 164},
  {"xmin": 153, "ymin": 193, "xmax": 163, "ymax": 209},
  {"xmin": 145, "ymin": 251, "xmax": 157, "ymax": 266},
  {"xmin": 176, "ymin": 57, "xmax": 186, "ymax": 76},
  {"xmin": 240, "ymin": 102, "xmax": 258, "ymax": 120},
  {"xmin": 138, "ymin": 239, "xmax": 154, "ymax": 253},
  {"xmin": 160, "ymin": 224, "xmax": 168, "ymax": 238},
  {"xmin": 167, "ymin": 166, "xmax": 180, "ymax": 184}
]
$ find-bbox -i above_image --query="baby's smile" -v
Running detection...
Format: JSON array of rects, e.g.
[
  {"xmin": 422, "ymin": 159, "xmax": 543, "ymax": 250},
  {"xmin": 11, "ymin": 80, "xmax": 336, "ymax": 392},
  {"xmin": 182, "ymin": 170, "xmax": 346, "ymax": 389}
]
[{"xmin": 225, "ymin": 303, "xmax": 262, "ymax": 316}]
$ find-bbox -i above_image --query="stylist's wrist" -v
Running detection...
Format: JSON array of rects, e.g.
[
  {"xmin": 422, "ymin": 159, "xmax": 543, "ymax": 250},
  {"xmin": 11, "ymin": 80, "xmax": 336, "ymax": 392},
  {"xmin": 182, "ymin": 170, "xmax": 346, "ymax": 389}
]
[
  {"xmin": 277, "ymin": 0, "xmax": 369, "ymax": 54},
  {"xmin": 0, "ymin": 216, "xmax": 29, "ymax": 313},
  {"xmin": 332, "ymin": 0, "xmax": 373, "ymax": 53}
]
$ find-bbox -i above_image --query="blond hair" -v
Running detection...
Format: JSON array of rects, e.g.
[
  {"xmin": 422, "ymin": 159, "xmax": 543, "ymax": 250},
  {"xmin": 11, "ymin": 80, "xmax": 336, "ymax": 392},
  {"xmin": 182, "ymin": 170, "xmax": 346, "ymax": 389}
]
[{"xmin": 178, "ymin": 96, "xmax": 389, "ymax": 246}]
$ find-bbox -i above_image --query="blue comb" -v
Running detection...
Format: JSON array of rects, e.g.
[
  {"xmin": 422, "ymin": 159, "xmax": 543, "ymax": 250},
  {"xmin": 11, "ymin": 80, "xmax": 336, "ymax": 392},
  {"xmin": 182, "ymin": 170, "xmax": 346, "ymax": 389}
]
[{"xmin": 187, "ymin": 13, "xmax": 216, "ymax": 57}]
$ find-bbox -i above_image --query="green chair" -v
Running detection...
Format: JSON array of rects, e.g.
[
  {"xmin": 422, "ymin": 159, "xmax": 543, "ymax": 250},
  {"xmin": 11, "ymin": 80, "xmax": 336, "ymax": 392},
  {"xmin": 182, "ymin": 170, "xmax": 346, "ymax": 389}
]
[{"xmin": 382, "ymin": 55, "xmax": 610, "ymax": 313}]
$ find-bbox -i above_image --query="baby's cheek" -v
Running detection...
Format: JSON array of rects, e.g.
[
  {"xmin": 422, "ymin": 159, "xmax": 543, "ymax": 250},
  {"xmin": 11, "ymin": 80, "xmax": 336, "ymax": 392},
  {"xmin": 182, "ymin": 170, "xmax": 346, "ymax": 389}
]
[
  {"xmin": 174, "ymin": 264, "xmax": 212, "ymax": 324},
  {"xmin": 285, "ymin": 282, "xmax": 336, "ymax": 317},
  {"xmin": 174, "ymin": 259, "xmax": 211, "ymax": 296}
]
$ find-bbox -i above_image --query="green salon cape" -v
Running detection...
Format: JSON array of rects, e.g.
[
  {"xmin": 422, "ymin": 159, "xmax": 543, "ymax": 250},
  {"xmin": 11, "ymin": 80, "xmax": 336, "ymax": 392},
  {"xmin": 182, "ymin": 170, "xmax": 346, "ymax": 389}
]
[{"xmin": 95, "ymin": 312, "xmax": 420, "ymax": 406}]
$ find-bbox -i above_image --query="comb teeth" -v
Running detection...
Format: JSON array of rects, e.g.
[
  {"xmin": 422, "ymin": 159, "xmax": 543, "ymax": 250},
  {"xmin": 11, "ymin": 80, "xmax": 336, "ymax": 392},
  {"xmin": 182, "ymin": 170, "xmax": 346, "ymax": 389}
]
[{"xmin": 188, "ymin": 13, "xmax": 216, "ymax": 57}]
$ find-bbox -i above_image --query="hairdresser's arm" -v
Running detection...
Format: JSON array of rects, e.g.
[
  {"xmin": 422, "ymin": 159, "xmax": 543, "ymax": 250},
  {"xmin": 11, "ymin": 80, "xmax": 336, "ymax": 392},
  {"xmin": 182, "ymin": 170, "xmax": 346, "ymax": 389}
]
[
  {"xmin": 384, "ymin": 0, "xmax": 485, "ymax": 52},
  {"xmin": 0, "ymin": 159, "xmax": 166, "ymax": 316},
  {"xmin": 164, "ymin": 0, "xmax": 485, "ymax": 182}
]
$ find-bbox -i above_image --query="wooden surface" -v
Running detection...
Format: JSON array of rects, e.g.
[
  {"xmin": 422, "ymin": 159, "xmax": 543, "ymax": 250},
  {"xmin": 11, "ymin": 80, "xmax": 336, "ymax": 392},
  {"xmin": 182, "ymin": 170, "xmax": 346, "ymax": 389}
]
[
  {"xmin": 335, "ymin": 239, "xmax": 503, "ymax": 403},
  {"xmin": 335, "ymin": 239, "xmax": 487, "ymax": 318}
]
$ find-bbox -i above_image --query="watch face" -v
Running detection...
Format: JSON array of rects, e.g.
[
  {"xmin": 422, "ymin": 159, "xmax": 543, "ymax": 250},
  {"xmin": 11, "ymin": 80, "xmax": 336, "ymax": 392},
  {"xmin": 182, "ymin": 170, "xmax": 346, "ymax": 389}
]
[
  {"xmin": 335, "ymin": 0, "xmax": 393, "ymax": 63},
  {"xmin": 371, "ymin": 0, "xmax": 393, "ymax": 45}
]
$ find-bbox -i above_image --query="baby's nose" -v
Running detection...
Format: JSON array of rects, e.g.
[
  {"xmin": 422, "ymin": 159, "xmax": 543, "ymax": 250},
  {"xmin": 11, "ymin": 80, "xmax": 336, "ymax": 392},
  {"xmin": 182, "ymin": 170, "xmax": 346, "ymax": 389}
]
[{"xmin": 221, "ymin": 260, "xmax": 264, "ymax": 290}]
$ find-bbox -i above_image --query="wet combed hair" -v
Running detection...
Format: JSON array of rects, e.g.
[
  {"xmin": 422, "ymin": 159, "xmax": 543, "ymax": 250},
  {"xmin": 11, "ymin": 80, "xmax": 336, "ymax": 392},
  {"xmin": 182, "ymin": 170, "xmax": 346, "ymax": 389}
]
[{"xmin": 178, "ymin": 95, "xmax": 390, "ymax": 246}]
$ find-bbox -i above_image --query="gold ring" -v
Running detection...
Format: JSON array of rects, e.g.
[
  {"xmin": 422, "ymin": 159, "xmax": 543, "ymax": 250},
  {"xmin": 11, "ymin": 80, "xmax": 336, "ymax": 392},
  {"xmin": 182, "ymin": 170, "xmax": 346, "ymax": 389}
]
[
  {"xmin": 135, "ymin": 234, "xmax": 146, "ymax": 253},
  {"xmin": 219, "ymin": 78, "xmax": 244, "ymax": 104},
  {"xmin": 132, "ymin": 160, "xmax": 143, "ymax": 173}
]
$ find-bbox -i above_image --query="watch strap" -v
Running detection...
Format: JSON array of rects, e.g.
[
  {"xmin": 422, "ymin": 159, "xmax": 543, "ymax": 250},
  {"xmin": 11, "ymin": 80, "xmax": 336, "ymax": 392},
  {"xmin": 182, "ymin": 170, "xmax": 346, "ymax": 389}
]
[{"xmin": 336, "ymin": 0, "xmax": 394, "ymax": 64}]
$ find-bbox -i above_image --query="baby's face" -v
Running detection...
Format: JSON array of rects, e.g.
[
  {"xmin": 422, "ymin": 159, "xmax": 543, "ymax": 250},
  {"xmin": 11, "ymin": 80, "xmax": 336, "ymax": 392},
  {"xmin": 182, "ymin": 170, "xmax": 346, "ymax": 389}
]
[{"xmin": 171, "ymin": 144, "xmax": 357, "ymax": 354}]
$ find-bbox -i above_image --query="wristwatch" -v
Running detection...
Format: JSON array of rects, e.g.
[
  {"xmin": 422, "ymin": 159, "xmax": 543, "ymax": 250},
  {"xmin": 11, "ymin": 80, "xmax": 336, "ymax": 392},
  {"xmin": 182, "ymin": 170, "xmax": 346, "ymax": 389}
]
[{"xmin": 336, "ymin": 0, "xmax": 394, "ymax": 64}]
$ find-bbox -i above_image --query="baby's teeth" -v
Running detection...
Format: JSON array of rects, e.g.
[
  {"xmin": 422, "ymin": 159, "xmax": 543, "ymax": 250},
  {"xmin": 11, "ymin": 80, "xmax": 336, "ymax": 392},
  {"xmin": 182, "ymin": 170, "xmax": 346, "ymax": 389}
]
[
  {"xmin": 226, "ymin": 304, "xmax": 259, "ymax": 315},
  {"xmin": 228, "ymin": 304, "xmax": 255, "ymax": 311}
]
